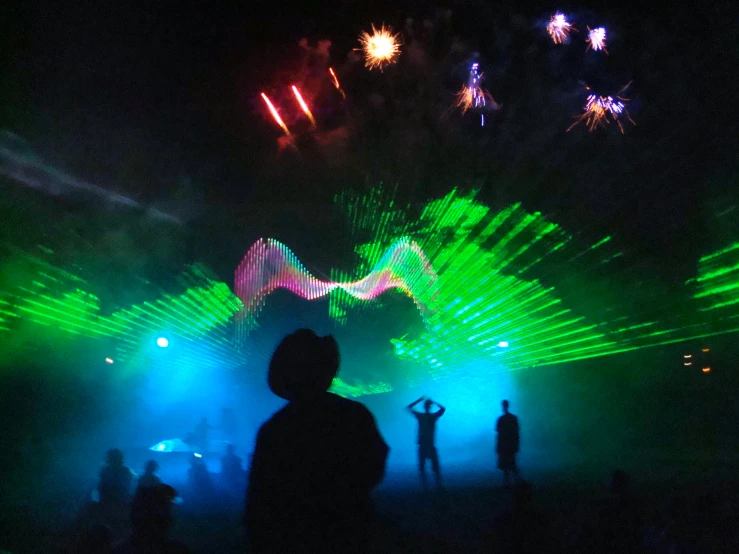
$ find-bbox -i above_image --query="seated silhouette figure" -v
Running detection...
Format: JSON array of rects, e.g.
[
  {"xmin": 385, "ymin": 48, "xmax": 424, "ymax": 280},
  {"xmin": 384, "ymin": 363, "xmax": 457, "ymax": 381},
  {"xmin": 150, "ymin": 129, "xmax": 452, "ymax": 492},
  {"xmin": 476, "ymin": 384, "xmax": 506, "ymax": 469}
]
[
  {"xmin": 245, "ymin": 329, "xmax": 389, "ymax": 554},
  {"xmin": 112, "ymin": 484, "xmax": 189, "ymax": 553}
]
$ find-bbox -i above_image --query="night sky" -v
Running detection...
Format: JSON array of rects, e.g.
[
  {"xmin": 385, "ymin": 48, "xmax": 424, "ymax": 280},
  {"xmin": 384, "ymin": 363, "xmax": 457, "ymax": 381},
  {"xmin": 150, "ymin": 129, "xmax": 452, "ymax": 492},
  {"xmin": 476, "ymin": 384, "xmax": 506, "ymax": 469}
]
[{"xmin": 2, "ymin": 1, "xmax": 738, "ymax": 287}]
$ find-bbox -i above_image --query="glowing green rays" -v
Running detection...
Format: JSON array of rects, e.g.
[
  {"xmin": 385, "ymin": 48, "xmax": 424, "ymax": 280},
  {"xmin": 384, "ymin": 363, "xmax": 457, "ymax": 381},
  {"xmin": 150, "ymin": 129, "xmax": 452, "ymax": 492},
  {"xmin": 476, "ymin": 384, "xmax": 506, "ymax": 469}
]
[
  {"xmin": 690, "ymin": 241, "xmax": 739, "ymax": 311},
  {"xmin": 333, "ymin": 188, "xmax": 739, "ymax": 380},
  {"xmin": 330, "ymin": 376, "xmax": 393, "ymax": 397},
  {"xmin": 0, "ymin": 247, "xmax": 246, "ymax": 373}
]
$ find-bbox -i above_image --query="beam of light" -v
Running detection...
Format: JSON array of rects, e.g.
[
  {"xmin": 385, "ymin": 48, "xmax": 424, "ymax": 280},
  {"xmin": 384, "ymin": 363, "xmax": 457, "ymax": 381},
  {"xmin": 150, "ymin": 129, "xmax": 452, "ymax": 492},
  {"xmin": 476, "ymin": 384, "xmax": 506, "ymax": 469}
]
[
  {"xmin": 328, "ymin": 67, "xmax": 346, "ymax": 99},
  {"xmin": 234, "ymin": 237, "xmax": 438, "ymax": 340},
  {"xmin": 0, "ymin": 132, "xmax": 180, "ymax": 223},
  {"xmin": 0, "ymin": 249, "xmax": 247, "ymax": 374},
  {"xmin": 547, "ymin": 12, "xmax": 576, "ymax": 44},
  {"xmin": 330, "ymin": 186, "xmax": 739, "ymax": 377},
  {"xmin": 291, "ymin": 85, "xmax": 316, "ymax": 126},
  {"xmin": 689, "ymin": 241, "xmax": 739, "ymax": 311},
  {"xmin": 586, "ymin": 26, "xmax": 608, "ymax": 53},
  {"xmin": 260, "ymin": 92, "xmax": 291, "ymax": 136},
  {"xmin": 358, "ymin": 24, "xmax": 401, "ymax": 70},
  {"xmin": 567, "ymin": 83, "xmax": 635, "ymax": 134}
]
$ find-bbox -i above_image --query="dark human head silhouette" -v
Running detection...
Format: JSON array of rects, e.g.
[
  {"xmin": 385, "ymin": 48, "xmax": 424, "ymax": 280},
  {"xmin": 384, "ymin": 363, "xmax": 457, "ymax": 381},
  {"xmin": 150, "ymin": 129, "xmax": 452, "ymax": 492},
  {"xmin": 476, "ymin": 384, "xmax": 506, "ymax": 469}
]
[
  {"xmin": 424, "ymin": 399, "xmax": 433, "ymax": 412},
  {"xmin": 130, "ymin": 484, "xmax": 178, "ymax": 539},
  {"xmin": 144, "ymin": 460, "xmax": 158, "ymax": 475},
  {"xmin": 226, "ymin": 443, "xmax": 235, "ymax": 455},
  {"xmin": 106, "ymin": 448, "xmax": 124, "ymax": 466},
  {"xmin": 268, "ymin": 329, "xmax": 340, "ymax": 400},
  {"xmin": 502, "ymin": 400, "xmax": 510, "ymax": 413}
]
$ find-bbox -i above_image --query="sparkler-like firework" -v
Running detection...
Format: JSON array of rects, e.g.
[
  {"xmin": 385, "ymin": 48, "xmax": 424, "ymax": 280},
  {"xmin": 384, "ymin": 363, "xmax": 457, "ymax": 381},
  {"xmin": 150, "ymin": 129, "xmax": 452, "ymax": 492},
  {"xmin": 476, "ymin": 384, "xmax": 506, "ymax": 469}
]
[
  {"xmin": 454, "ymin": 62, "xmax": 498, "ymax": 126},
  {"xmin": 358, "ymin": 24, "xmax": 401, "ymax": 70},
  {"xmin": 567, "ymin": 83, "xmax": 635, "ymax": 134},
  {"xmin": 586, "ymin": 26, "xmax": 608, "ymax": 52},
  {"xmin": 260, "ymin": 92, "xmax": 291, "ymax": 136},
  {"xmin": 291, "ymin": 85, "xmax": 316, "ymax": 126},
  {"xmin": 547, "ymin": 12, "xmax": 576, "ymax": 44},
  {"xmin": 328, "ymin": 67, "xmax": 346, "ymax": 99}
]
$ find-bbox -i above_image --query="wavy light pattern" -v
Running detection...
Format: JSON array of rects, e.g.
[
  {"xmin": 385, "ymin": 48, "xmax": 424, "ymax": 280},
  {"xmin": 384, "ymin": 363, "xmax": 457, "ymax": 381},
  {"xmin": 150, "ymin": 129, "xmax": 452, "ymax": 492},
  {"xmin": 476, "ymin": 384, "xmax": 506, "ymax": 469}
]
[{"xmin": 234, "ymin": 237, "xmax": 438, "ymax": 340}]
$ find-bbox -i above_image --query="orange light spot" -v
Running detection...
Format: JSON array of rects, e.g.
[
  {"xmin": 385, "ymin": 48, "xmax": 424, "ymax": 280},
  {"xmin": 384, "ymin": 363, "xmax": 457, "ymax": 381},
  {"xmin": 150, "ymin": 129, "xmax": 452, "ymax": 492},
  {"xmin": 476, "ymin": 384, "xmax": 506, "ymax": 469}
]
[{"xmin": 702, "ymin": 367, "xmax": 711, "ymax": 373}]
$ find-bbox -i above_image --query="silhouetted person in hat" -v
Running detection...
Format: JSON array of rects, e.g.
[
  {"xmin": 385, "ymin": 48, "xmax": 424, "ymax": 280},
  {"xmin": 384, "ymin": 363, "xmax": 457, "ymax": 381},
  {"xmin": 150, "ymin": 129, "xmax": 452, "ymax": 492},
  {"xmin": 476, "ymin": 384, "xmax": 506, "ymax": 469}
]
[
  {"xmin": 496, "ymin": 400, "xmax": 520, "ymax": 486},
  {"xmin": 406, "ymin": 396, "xmax": 446, "ymax": 489},
  {"xmin": 245, "ymin": 329, "xmax": 389, "ymax": 554}
]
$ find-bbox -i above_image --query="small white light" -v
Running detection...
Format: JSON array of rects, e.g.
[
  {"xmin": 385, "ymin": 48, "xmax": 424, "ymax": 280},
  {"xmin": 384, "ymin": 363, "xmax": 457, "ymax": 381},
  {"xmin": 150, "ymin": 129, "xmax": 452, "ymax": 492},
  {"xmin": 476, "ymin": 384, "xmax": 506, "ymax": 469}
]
[{"xmin": 498, "ymin": 341, "xmax": 509, "ymax": 348}]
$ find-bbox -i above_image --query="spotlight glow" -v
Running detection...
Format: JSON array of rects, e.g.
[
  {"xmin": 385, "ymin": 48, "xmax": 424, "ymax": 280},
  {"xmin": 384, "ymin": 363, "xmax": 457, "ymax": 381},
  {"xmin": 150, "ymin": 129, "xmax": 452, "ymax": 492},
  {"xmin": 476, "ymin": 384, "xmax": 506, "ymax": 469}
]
[
  {"xmin": 260, "ymin": 92, "xmax": 291, "ymax": 136},
  {"xmin": 105, "ymin": 357, "xmax": 114, "ymax": 364},
  {"xmin": 547, "ymin": 13, "xmax": 576, "ymax": 44},
  {"xmin": 156, "ymin": 337, "xmax": 169, "ymax": 348},
  {"xmin": 498, "ymin": 341, "xmax": 509, "ymax": 348},
  {"xmin": 358, "ymin": 24, "xmax": 400, "ymax": 70}
]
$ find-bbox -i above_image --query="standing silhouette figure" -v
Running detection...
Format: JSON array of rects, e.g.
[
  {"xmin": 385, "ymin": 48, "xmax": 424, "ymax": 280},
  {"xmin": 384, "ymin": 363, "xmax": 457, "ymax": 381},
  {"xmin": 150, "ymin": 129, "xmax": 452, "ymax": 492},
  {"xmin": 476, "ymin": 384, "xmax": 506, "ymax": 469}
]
[
  {"xmin": 406, "ymin": 396, "xmax": 446, "ymax": 489},
  {"xmin": 496, "ymin": 400, "xmax": 520, "ymax": 486},
  {"xmin": 245, "ymin": 329, "xmax": 389, "ymax": 554}
]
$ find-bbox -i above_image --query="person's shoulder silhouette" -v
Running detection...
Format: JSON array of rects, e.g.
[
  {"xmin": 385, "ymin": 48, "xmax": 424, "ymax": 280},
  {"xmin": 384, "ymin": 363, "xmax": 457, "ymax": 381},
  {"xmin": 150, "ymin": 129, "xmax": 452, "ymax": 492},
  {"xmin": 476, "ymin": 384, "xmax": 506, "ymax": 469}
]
[{"xmin": 245, "ymin": 329, "xmax": 388, "ymax": 554}]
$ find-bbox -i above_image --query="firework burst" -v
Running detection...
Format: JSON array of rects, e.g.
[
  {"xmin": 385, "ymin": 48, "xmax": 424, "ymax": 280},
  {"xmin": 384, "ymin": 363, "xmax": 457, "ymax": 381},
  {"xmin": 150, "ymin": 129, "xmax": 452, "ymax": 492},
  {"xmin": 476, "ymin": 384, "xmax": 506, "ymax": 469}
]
[
  {"xmin": 291, "ymin": 85, "xmax": 316, "ymax": 126},
  {"xmin": 358, "ymin": 24, "xmax": 401, "ymax": 70},
  {"xmin": 260, "ymin": 92, "xmax": 291, "ymax": 136},
  {"xmin": 567, "ymin": 83, "xmax": 635, "ymax": 134},
  {"xmin": 547, "ymin": 12, "xmax": 576, "ymax": 44},
  {"xmin": 586, "ymin": 26, "xmax": 608, "ymax": 53},
  {"xmin": 454, "ymin": 63, "xmax": 499, "ymax": 125}
]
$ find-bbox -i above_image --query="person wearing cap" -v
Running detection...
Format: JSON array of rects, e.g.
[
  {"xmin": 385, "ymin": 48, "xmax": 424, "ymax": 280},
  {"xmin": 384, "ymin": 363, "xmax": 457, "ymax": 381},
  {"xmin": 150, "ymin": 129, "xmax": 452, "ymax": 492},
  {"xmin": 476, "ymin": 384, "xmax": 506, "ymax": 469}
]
[{"xmin": 245, "ymin": 329, "xmax": 389, "ymax": 554}]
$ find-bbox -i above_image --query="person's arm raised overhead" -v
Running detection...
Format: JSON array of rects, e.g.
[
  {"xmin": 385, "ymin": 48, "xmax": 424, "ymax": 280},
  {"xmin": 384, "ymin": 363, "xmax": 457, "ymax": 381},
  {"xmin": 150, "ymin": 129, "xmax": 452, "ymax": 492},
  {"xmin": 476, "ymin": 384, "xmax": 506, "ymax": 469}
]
[
  {"xmin": 432, "ymin": 399, "xmax": 446, "ymax": 417},
  {"xmin": 406, "ymin": 396, "xmax": 424, "ymax": 414}
]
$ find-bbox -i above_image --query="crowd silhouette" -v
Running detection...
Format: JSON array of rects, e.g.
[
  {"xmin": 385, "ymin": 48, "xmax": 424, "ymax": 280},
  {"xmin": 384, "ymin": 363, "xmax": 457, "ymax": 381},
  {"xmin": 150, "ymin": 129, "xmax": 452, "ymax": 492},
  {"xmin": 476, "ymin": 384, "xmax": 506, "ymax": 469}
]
[{"xmin": 25, "ymin": 329, "xmax": 735, "ymax": 553}]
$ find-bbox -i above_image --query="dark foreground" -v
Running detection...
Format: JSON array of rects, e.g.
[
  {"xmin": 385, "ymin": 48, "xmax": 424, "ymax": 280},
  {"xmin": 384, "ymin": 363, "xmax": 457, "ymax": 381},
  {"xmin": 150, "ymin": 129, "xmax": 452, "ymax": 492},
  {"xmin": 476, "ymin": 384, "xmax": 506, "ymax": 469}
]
[{"xmin": 2, "ymin": 457, "xmax": 738, "ymax": 554}]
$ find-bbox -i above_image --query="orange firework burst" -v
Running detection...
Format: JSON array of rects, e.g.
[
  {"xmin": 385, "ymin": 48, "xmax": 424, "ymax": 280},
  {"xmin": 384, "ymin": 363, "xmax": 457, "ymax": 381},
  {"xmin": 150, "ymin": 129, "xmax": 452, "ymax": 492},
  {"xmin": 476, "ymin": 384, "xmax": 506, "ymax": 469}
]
[
  {"xmin": 260, "ymin": 92, "xmax": 291, "ymax": 136},
  {"xmin": 454, "ymin": 86, "xmax": 498, "ymax": 115},
  {"xmin": 567, "ymin": 83, "xmax": 635, "ymax": 134},
  {"xmin": 328, "ymin": 67, "xmax": 346, "ymax": 98},
  {"xmin": 358, "ymin": 24, "xmax": 401, "ymax": 70},
  {"xmin": 291, "ymin": 85, "xmax": 316, "ymax": 126}
]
